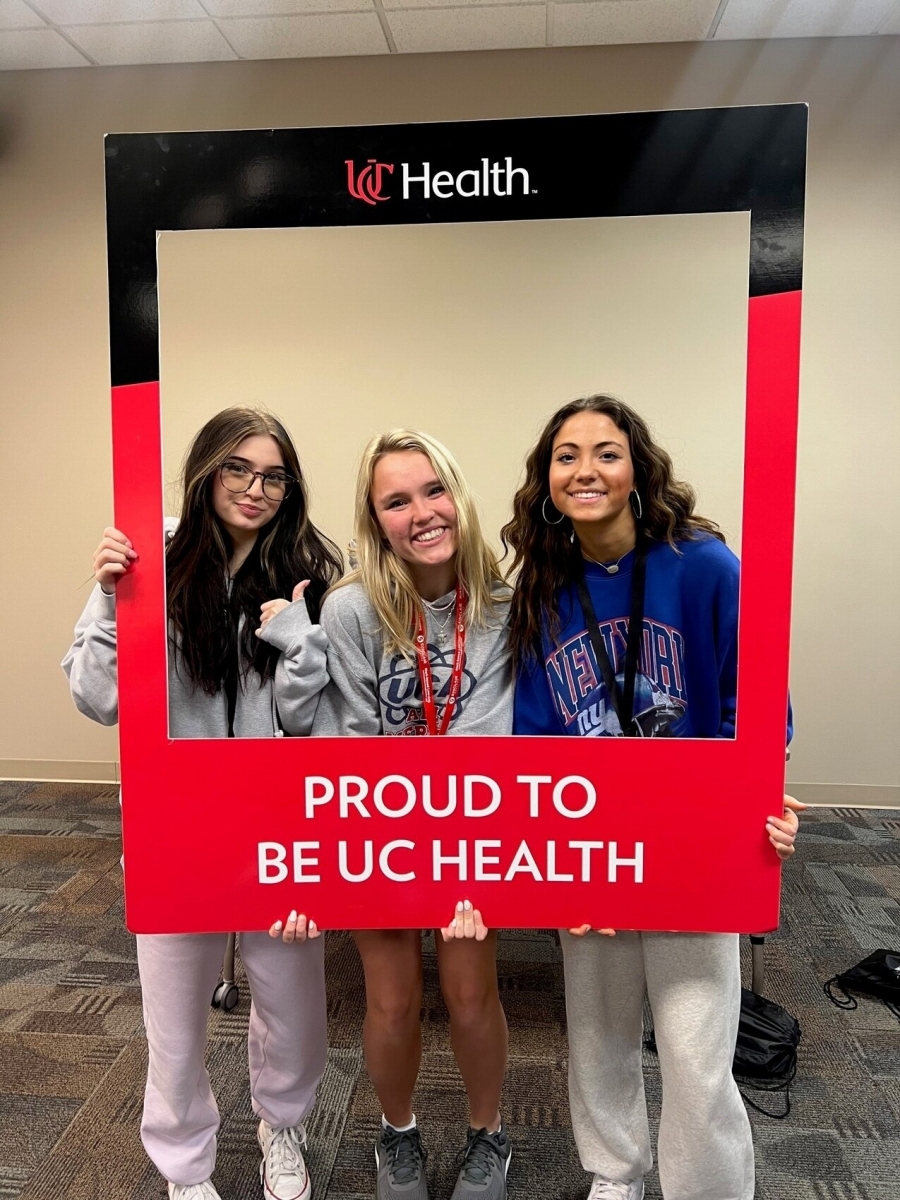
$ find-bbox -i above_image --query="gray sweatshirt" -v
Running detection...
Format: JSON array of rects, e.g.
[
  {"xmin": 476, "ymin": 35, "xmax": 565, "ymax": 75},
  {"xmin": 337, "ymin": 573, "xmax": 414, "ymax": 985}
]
[
  {"xmin": 62, "ymin": 528, "xmax": 329, "ymax": 738},
  {"xmin": 311, "ymin": 582, "xmax": 513, "ymax": 737}
]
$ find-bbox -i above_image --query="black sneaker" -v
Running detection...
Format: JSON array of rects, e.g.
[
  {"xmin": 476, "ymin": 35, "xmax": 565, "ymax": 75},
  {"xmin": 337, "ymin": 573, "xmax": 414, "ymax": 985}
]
[
  {"xmin": 374, "ymin": 1123, "xmax": 429, "ymax": 1200},
  {"xmin": 449, "ymin": 1127, "xmax": 511, "ymax": 1199}
]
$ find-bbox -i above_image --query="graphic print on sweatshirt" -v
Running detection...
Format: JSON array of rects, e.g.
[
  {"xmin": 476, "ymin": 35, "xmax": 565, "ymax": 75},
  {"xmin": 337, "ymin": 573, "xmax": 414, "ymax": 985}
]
[
  {"xmin": 379, "ymin": 641, "xmax": 476, "ymax": 736},
  {"xmin": 547, "ymin": 616, "xmax": 688, "ymax": 737}
]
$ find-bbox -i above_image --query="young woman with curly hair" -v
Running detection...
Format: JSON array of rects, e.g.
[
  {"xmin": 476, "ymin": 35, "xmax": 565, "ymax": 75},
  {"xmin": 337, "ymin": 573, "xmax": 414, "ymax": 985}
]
[{"xmin": 501, "ymin": 394, "xmax": 800, "ymax": 1200}]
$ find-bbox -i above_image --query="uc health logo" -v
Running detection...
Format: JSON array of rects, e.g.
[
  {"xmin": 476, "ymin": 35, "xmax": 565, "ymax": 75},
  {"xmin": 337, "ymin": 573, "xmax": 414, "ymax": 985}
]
[
  {"xmin": 346, "ymin": 156, "xmax": 533, "ymax": 204},
  {"xmin": 346, "ymin": 158, "xmax": 394, "ymax": 206}
]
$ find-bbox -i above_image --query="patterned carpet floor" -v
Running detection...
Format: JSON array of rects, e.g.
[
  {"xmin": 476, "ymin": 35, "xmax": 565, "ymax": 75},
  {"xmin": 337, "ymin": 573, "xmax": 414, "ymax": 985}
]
[{"xmin": 1, "ymin": 782, "xmax": 899, "ymax": 1200}]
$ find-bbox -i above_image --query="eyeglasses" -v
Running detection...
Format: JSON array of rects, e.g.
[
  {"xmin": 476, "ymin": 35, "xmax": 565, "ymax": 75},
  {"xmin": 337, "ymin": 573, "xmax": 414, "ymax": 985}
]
[{"xmin": 218, "ymin": 461, "xmax": 296, "ymax": 502}]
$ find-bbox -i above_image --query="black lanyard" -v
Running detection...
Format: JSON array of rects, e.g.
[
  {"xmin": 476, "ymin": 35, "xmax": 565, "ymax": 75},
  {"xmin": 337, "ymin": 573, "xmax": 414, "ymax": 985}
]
[{"xmin": 574, "ymin": 532, "xmax": 648, "ymax": 737}]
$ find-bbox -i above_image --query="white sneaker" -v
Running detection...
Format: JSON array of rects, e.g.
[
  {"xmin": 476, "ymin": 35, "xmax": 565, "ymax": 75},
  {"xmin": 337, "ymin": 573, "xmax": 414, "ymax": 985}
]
[
  {"xmin": 588, "ymin": 1178, "xmax": 644, "ymax": 1200},
  {"xmin": 258, "ymin": 1119, "xmax": 312, "ymax": 1200},
  {"xmin": 167, "ymin": 1183, "xmax": 222, "ymax": 1200}
]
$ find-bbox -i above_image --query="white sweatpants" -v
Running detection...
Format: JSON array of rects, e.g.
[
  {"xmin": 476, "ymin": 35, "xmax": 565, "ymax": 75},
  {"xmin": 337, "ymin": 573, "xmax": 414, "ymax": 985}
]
[
  {"xmin": 560, "ymin": 930, "xmax": 753, "ymax": 1200},
  {"xmin": 136, "ymin": 931, "xmax": 327, "ymax": 1186}
]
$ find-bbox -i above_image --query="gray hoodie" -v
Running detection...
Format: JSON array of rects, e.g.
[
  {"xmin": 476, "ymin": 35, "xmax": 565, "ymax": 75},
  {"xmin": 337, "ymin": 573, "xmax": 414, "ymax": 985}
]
[
  {"xmin": 62, "ymin": 524, "xmax": 329, "ymax": 739},
  {"xmin": 311, "ymin": 582, "xmax": 513, "ymax": 737}
]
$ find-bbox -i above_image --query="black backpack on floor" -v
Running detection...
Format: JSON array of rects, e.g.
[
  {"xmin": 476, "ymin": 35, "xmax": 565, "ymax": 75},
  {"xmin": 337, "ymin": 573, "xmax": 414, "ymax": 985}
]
[
  {"xmin": 731, "ymin": 988, "xmax": 801, "ymax": 1118},
  {"xmin": 824, "ymin": 949, "xmax": 900, "ymax": 1020},
  {"xmin": 645, "ymin": 987, "xmax": 801, "ymax": 1119}
]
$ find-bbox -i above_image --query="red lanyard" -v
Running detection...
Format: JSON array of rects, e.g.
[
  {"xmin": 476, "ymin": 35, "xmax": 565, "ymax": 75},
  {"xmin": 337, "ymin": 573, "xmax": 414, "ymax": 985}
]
[{"xmin": 413, "ymin": 583, "xmax": 468, "ymax": 736}]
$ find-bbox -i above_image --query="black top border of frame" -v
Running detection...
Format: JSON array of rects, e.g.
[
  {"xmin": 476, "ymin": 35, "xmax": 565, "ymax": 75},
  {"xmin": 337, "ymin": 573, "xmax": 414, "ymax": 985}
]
[{"xmin": 106, "ymin": 104, "xmax": 808, "ymax": 388}]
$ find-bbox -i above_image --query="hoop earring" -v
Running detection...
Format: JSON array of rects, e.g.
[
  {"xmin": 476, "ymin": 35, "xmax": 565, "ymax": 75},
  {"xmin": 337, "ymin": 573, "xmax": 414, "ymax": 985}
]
[
  {"xmin": 630, "ymin": 490, "xmax": 643, "ymax": 520},
  {"xmin": 541, "ymin": 496, "xmax": 565, "ymax": 526}
]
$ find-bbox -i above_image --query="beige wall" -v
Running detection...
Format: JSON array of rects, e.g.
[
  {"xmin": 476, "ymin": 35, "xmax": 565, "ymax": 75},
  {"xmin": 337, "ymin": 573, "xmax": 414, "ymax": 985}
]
[
  {"xmin": 159, "ymin": 214, "xmax": 749, "ymax": 559},
  {"xmin": 1, "ymin": 37, "xmax": 898, "ymax": 802}
]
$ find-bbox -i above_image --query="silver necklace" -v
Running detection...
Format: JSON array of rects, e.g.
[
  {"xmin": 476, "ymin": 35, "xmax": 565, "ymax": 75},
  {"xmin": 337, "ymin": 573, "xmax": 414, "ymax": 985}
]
[
  {"xmin": 583, "ymin": 550, "xmax": 630, "ymax": 575},
  {"xmin": 423, "ymin": 595, "xmax": 456, "ymax": 645}
]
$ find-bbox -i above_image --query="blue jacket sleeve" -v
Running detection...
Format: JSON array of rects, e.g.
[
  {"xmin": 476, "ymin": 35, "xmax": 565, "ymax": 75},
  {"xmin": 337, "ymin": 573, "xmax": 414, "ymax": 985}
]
[
  {"xmin": 513, "ymin": 655, "xmax": 564, "ymax": 735},
  {"xmin": 715, "ymin": 606, "xmax": 738, "ymax": 740},
  {"xmin": 703, "ymin": 542, "xmax": 793, "ymax": 743},
  {"xmin": 703, "ymin": 543, "xmax": 739, "ymax": 739}
]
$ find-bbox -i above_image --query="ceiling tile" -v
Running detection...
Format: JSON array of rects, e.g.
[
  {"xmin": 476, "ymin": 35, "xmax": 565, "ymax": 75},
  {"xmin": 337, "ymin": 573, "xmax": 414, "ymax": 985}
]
[
  {"xmin": 714, "ymin": 0, "xmax": 896, "ymax": 39},
  {"xmin": 0, "ymin": 27, "xmax": 90, "ymax": 67},
  {"xmin": 217, "ymin": 12, "xmax": 388, "ymax": 56},
  {"xmin": 37, "ymin": 0, "xmax": 208, "ymax": 21},
  {"xmin": 205, "ymin": 0, "xmax": 371, "ymax": 12},
  {"xmin": 553, "ymin": 0, "xmax": 721, "ymax": 46},
  {"xmin": 383, "ymin": 0, "xmax": 538, "ymax": 8},
  {"xmin": 388, "ymin": 4, "xmax": 546, "ymax": 51},
  {"xmin": 63, "ymin": 20, "xmax": 236, "ymax": 64},
  {"xmin": 0, "ymin": 0, "xmax": 45, "ymax": 29}
]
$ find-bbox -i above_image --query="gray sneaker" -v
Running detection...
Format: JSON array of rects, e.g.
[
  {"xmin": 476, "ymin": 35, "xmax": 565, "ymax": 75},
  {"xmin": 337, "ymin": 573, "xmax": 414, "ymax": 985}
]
[
  {"xmin": 588, "ymin": 1177, "xmax": 644, "ymax": 1200},
  {"xmin": 449, "ymin": 1127, "xmax": 511, "ymax": 1199},
  {"xmin": 375, "ymin": 1124, "xmax": 429, "ymax": 1199}
]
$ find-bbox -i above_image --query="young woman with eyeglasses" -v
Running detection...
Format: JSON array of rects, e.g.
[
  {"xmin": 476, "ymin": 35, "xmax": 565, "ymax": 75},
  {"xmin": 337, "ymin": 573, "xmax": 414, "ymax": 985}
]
[
  {"xmin": 63, "ymin": 408, "xmax": 342, "ymax": 1200},
  {"xmin": 500, "ymin": 394, "xmax": 801, "ymax": 1200},
  {"xmin": 272, "ymin": 430, "xmax": 513, "ymax": 1200}
]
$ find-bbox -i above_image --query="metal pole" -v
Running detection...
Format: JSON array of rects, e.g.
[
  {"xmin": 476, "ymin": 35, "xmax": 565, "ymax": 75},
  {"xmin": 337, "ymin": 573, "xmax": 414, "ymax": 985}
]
[{"xmin": 750, "ymin": 934, "xmax": 766, "ymax": 995}]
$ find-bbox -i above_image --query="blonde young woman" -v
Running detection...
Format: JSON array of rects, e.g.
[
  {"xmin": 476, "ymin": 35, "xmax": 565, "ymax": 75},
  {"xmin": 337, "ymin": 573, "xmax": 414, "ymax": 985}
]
[{"xmin": 273, "ymin": 431, "xmax": 513, "ymax": 1200}]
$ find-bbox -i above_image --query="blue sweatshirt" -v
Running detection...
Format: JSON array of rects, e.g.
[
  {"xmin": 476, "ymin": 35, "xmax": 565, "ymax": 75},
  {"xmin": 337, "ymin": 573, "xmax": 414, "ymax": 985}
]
[{"xmin": 514, "ymin": 535, "xmax": 748, "ymax": 740}]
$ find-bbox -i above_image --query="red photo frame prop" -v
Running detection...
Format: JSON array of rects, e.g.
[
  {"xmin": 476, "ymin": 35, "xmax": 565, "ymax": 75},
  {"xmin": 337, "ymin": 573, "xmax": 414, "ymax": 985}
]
[{"xmin": 105, "ymin": 107, "xmax": 806, "ymax": 934}]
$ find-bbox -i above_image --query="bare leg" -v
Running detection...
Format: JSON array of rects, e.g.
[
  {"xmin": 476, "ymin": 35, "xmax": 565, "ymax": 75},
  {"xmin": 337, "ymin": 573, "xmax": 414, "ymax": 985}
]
[
  {"xmin": 435, "ymin": 932, "xmax": 507, "ymax": 1130},
  {"xmin": 353, "ymin": 929, "xmax": 423, "ymax": 1127}
]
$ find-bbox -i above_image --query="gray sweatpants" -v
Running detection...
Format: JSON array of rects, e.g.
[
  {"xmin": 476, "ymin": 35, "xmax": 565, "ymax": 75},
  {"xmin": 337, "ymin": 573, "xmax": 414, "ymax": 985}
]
[
  {"xmin": 560, "ymin": 930, "xmax": 753, "ymax": 1200},
  {"xmin": 136, "ymin": 931, "xmax": 327, "ymax": 1186}
]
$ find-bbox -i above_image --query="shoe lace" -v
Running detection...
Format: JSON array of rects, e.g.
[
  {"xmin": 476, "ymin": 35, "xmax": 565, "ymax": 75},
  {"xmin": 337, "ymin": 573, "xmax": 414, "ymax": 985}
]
[
  {"xmin": 170, "ymin": 1184, "xmax": 220, "ymax": 1200},
  {"xmin": 588, "ymin": 1181, "xmax": 637, "ymax": 1200},
  {"xmin": 382, "ymin": 1126, "xmax": 426, "ymax": 1185},
  {"xmin": 458, "ymin": 1128, "xmax": 501, "ymax": 1185},
  {"xmin": 266, "ymin": 1125, "xmax": 307, "ymax": 1185}
]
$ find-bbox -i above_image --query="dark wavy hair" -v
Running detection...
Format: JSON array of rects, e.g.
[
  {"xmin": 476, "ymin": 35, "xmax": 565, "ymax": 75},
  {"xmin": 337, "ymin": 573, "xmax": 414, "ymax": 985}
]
[
  {"xmin": 165, "ymin": 407, "xmax": 343, "ymax": 695},
  {"xmin": 501, "ymin": 394, "xmax": 723, "ymax": 665}
]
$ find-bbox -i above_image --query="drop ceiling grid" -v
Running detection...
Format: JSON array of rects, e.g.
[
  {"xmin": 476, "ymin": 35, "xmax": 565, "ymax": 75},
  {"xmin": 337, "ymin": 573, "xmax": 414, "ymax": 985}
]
[
  {"xmin": 714, "ymin": 0, "xmax": 899, "ymax": 40},
  {"xmin": 0, "ymin": 0, "xmax": 898, "ymax": 69}
]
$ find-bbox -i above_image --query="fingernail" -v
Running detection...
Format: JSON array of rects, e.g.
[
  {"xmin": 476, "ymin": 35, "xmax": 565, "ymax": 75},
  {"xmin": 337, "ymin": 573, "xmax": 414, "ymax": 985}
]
[
  {"xmin": 309, "ymin": 920, "xmax": 317, "ymax": 931},
  {"xmin": 289, "ymin": 910, "xmax": 297, "ymax": 922},
  {"xmin": 274, "ymin": 921, "xmax": 283, "ymax": 931},
  {"xmin": 456, "ymin": 901, "xmax": 463, "ymax": 912},
  {"xmin": 450, "ymin": 918, "xmax": 457, "ymax": 929},
  {"xmin": 464, "ymin": 900, "xmax": 472, "ymax": 911}
]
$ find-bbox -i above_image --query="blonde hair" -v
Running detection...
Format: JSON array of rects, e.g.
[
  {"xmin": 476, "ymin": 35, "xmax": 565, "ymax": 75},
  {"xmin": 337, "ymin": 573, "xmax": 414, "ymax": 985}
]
[{"xmin": 335, "ymin": 429, "xmax": 504, "ymax": 656}]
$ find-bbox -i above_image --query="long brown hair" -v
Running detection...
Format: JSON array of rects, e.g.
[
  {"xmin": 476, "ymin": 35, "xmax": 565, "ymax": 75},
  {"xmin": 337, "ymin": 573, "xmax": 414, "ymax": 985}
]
[
  {"xmin": 166, "ymin": 407, "xmax": 343, "ymax": 695},
  {"xmin": 331, "ymin": 429, "xmax": 505, "ymax": 658},
  {"xmin": 501, "ymin": 394, "xmax": 723, "ymax": 664}
]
